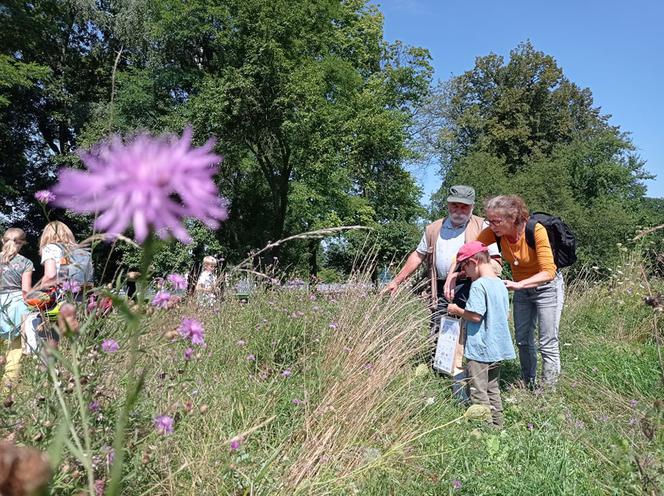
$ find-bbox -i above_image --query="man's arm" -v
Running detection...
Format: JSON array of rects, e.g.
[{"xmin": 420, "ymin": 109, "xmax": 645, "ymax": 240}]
[{"xmin": 382, "ymin": 251, "xmax": 426, "ymax": 295}]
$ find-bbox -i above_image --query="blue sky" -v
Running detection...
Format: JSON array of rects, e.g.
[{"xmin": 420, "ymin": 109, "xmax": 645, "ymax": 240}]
[{"xmin": 376, "ymin": 0, "xmax": 664, "ymax": 200}]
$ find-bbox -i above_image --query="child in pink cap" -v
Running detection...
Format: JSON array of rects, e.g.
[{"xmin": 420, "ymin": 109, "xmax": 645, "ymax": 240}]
[{"xmin": 448, "ymin": 241, "xmax": 515, "ymax": 427}]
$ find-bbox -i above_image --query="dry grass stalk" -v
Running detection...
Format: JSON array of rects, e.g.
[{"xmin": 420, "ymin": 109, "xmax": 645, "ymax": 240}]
[{"xmin": 284, "ymin": 283, "xmax": 430, "ymax": 491}]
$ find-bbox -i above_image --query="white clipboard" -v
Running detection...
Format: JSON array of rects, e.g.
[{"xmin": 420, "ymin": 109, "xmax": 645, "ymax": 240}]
[{"xmin": 432, "ymin": 316, "xmax": 461, "ymax": 375}]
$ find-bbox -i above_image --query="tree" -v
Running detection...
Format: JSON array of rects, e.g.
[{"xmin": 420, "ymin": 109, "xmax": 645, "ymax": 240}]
[
  {"xmin": 93, "ymin": 0, "xmax": 431, "ymax": 273},
  {"xmin": 425, "ymin": 42, "xmax": 654, "ymax": 268}
]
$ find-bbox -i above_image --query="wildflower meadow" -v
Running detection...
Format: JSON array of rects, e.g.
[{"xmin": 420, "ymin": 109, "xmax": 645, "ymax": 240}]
[
  {"xmin": 0, "ymin": 129, "xmax": 661, "ymax": 495},
  {"xmin": 1, "ymin": 2, "xmax": 664, "ymax": 493}
]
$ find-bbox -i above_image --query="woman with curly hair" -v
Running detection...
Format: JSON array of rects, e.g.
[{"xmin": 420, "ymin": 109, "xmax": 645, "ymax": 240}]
[{"xmin": 476, "ymin": 195, "xmax": 563, "ymax": 389}]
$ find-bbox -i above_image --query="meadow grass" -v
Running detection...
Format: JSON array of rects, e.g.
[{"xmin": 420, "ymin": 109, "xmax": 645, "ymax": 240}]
[{"xmin": 1, "ymin": 256, "xmax": 662, "ymax": 495}]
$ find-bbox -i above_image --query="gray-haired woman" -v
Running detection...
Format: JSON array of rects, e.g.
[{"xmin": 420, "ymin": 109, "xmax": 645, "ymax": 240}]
[{"xmin": 476, "ymin": 195, "xmax": 563, "ymax": 389}]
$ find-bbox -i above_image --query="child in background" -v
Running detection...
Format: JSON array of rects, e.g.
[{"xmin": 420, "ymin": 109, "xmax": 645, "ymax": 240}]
[
  {"xmin": 448, "ymin": 241, "xmax": 515, "ymax": 427},
  {"xmin": 196, "ymin": 256, "xmax": 218, "ymax": 305}
]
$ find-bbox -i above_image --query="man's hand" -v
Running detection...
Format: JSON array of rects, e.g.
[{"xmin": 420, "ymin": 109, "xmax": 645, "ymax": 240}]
[
  {"xmin": 381, "ymin": 280, "xmax": 400, "ymax": 296},
  {"xmin": 444, "ymin": 271, "xmax": 459, "ymax": 300}
]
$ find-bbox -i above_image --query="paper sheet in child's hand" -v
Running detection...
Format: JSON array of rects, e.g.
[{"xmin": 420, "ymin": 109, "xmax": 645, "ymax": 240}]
[{"xmin": 432, "ymin": 317, "xmax": 461, "ymax": 375}]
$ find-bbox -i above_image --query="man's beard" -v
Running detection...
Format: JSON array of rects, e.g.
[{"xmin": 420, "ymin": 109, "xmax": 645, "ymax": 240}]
[{"xmin": 450, "ymin": 211, "xmax": 472, "ymax": 226}]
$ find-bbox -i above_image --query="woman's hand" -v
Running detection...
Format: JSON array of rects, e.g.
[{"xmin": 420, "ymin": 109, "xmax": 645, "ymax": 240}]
[{"xmin": 504, "ymin": 280, "xmax": 523, "ymax": 291}]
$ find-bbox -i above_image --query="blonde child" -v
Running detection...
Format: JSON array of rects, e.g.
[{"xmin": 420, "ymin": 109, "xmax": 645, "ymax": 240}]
[{"xmin": 195, "ymin": 256, "xmax": 219, "ymax": 307}]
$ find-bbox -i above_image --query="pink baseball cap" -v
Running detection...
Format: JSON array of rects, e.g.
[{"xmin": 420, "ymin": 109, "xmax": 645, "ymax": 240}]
[{"xmin": 456, "ymin": 241, "xmax": 489, "ymax": 263}]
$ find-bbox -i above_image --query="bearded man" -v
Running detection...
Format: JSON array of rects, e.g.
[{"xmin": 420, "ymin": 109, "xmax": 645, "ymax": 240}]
[{"xmin": 384, "ymin": 185, "xmax": 501, "ymax": 399}]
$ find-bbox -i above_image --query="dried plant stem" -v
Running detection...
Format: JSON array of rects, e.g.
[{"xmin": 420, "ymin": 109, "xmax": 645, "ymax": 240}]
[
  {"xmin": 632, "ymin": 223, "xmax": 664, "ymax": 241},
  {"xmin": 233, "ymin": 226, "xmax": 371, "ymax": 271},
  {"xmin": 108, "ymin": 46, "xmax": 124, "ymax": 133}
]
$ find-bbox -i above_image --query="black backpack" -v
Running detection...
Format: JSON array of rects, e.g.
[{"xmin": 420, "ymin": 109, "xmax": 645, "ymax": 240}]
[{"xmin": 498, "ymin": 212, "xmax": 577, "ymax": 268}]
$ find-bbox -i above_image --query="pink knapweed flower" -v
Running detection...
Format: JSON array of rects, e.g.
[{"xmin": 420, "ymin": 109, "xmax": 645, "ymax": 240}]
[
  {"xmin": 178, "ymin": 318, "xmax": 205, "ymax": 345},
  {"xmin": 51, "ymin": 127, "xmax": 228, "ymax": 243},
  {"xmin": 246, "ymin": 354, "xmax": 256, "ymax": 361},
  {"xmin": 87, "ymin": 295, "xmax": 97, "ymax": 312},
  {"xmin": 229, "ymin": 438, "xmax": 242, "ymax": 450},
  {"xmin": 281, "ymin": 369, "xmax": 292, "ymax": 378},
  {"xmin": 101, "ymin": 339, "xmax": 119, "ymax": 353},
  {"xmin": 89, "ymin": 400, "xmax": 100, "ymax": 412},
  {"xmin": 154, "ymin": 415, "xmax": 174, "ymax": 435},
  {"xmin": 35, "ymin": 190, "xmax": 56, "ymax": 203},
  {"xmin": 527, "ymin": 422, "xmax": 534, "ymax": 431},
  {"xmin": 184, "ymin": 348, "xmax": 194, "ymax": 361},
  {"xmin": 167, "ymin": 273, "xmax": 188, "ymax": 290},
  {"xmin": 94, "ymin": 479, "xmax": 105, "ymax": 496},
  {"xmin": 151, "ymin": 290, "xmax": 171, "ymax": 308},
  {"xmin": 452, "ymin": 479, "xmax": 462, "ymax": 490},
  {"xmin": 236, "ymin": 339, "xmax": 246, "ymax": 346},
  {"xmin": 329, "ymin": 322, "xmax": 338, "ymax": 330},
  {"xmin": 292, "ymin": 398, "xmax": 303, "ymax": 405},
  {"xmin": 61, "ymin": 280, "xmax": 81, "ymax": 293},
  {"xmin": 629, "ymin": 399, "xmax": 638, "ymax": 407}
]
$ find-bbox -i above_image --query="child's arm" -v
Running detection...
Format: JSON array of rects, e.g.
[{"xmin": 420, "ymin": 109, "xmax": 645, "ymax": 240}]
[{"xmin": 447, "ymin": 303, "xmax": 482, "ymax": 323}]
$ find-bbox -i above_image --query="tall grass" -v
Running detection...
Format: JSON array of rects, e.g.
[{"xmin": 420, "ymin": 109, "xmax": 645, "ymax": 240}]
[{"xmin": 1, "ymin": 251, "xmax": 663, "ymax": 495}]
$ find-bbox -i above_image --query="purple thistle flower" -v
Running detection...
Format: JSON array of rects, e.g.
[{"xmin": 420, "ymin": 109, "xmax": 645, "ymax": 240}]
[
  {"xmin": 629, "ymin": 399, "xmax": 638, "ymax": 407},
  {"xmin": 94, "ymin": 479, "xmax": 105, "ymax": 496},
  {"xmin": 151, "ymin": 290, "xmax": 172, "ymax": 308},
  {"xmin": 452, "ymin": 479, "xmax": 462, "ymax": 490},
  {"xmin": 178, "ymin": 318, "xmax": 205, "ymax": 346},
  {"xmin": 51, "ymin": 127, "xmax": 228, "ymax": 243},
  {"xmin": 328, "ymin": 322, "xmax": 338, "ymax": 330},
  {"xmin": 628, "ymin": 417, "xmax": 638, "ymax": 426},
  {"xmin": 281, "ymin": 369, "xmax": 292, "ymax": 378},
  {"xmin": 167, "ymin": 273, "xmax": 188, "ymax": 290},
  {"xmin": 35, "ymin": 190, "xmax": 56, "ymax": 203},
  {"xmin": 61, "ymin": 280, "xmax": 81, "ymax": 294},
  {"xmin": 184, "ymin": 348, "xmax": 194, "ymax": 361},
  {"xmin": 89, "ymin": 400, "xmax": 100, "ymax": 412},
  {"xmin": 527, "ymin": 422, "xmax": 534, "ymax": 431},
  {"xmin": 87, "ymin": 295, "xmax": 97, "ymax": 311},
  {"xmin": 229, "ymin": 438, "xmax": 242, "ymax": 450},
  {"xmin": 236, "ymin": 339, "xmax": 246, "ymax": 347},
  {"xmin": 154, "ymin": 415, "xmax": 174, "ymax": 435},
  {"xmin": 246, "ymin": 354, "xmax": 256, "ymax": 361},
  {"xmin": 292, "ymin": 398, "xmax": 303, "ymax": 405},
  {"xmin": 101, "ymin": 339, "xmax": 119, "ymax": 353}
]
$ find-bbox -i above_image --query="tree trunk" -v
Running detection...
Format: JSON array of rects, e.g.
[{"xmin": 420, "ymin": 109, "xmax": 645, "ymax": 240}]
[{"xmin": 308, "ymin": 239, "xmax": 318, "ymax": 278}]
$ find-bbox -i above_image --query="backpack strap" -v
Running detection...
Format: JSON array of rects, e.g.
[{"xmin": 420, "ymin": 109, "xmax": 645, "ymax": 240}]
[{"xmin": 525, "ymin": 217, "xmax": 538, "ymax": 250}]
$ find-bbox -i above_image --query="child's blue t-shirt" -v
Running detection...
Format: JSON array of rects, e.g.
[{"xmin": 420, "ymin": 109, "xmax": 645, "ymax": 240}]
[{"xmin": 463, "ymin": 276, "xmax": 516, "ymax": 363}]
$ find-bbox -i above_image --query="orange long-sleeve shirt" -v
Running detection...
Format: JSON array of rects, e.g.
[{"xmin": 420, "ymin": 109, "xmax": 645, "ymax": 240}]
[{"xmin": 476, "ymin": 224, "xmax": 557, "ymax": 281}]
